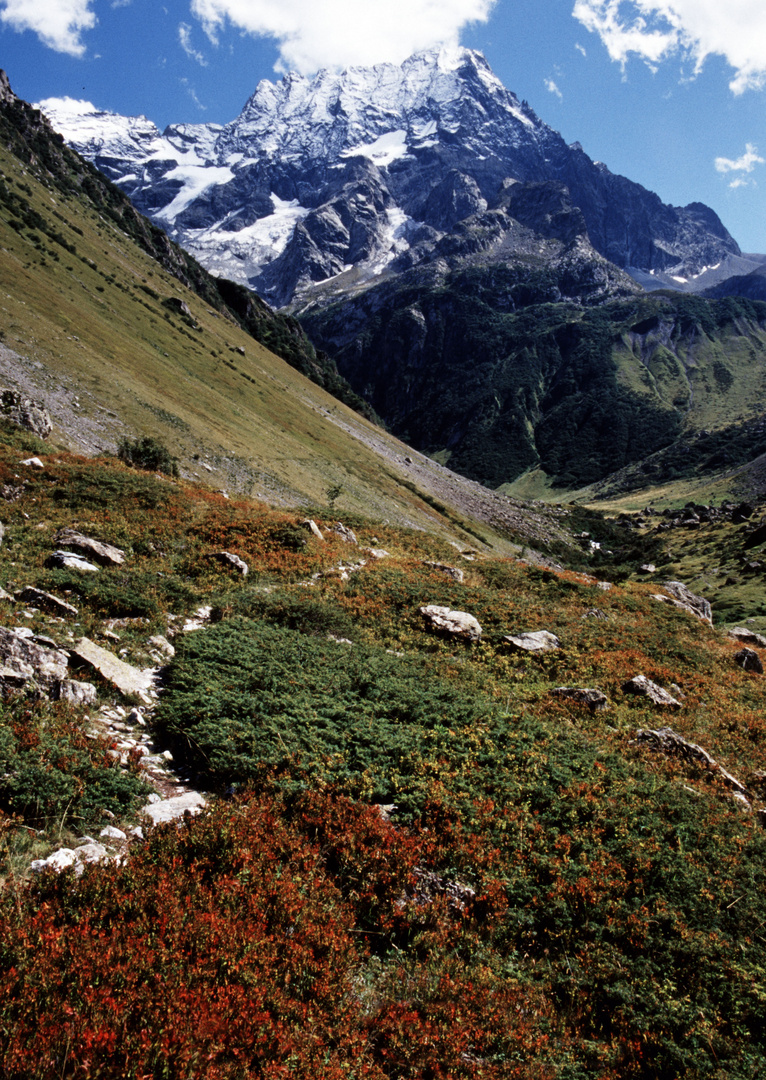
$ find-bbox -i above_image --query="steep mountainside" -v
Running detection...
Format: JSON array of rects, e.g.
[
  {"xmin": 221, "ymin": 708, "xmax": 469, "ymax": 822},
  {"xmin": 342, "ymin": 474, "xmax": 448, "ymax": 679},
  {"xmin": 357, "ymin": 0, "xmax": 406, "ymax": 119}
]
[
  {"xmin": 41, "ymin": 48, "xmax": 740, "ymax": 307},
  {"xmin": 302, "ymin": 262, "xmax": 766, "ymax": 492}
]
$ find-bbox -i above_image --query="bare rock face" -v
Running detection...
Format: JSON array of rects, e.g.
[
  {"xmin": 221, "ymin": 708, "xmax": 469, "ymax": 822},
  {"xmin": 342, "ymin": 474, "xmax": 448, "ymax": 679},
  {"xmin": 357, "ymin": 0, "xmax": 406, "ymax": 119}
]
[
  {"xmin": 653, "ymin": 581, "xmax": 712, "ymax": 625},
  {"xmin": 419, "ymin": 605, "xmax": 482, "ymax": 642},
  {"xmin": 504, "ymin": 631, "xmax": 560, "ymax": 653},
  {"xmin": 0, "ymin": 389, "xmax": 52, "ymax": 438},
  {"xmin": 55, "ymin": 528, "xmax": 125, "ymax": 567},
  {"xmin": 45, "ymin": 551, "xmax": 100, "ymax": 573},
  {"xmin": 622, "ymin": 674, "xmax": 681, "ymax": 708}
]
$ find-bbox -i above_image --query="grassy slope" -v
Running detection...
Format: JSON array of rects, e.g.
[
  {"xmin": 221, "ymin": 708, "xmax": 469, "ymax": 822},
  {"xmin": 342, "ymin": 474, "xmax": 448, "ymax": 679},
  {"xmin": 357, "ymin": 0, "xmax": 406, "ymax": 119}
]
[{"xmin": 0, "ymin": 431, "xmax": 765, "ymax": 1077}]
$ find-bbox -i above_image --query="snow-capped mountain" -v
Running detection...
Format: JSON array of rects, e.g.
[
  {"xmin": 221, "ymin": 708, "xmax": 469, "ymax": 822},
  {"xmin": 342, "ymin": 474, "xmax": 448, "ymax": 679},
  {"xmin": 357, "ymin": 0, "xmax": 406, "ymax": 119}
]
[{"xmin": 41, "ymin": 47, "xmax": 740, "ymax": 307}]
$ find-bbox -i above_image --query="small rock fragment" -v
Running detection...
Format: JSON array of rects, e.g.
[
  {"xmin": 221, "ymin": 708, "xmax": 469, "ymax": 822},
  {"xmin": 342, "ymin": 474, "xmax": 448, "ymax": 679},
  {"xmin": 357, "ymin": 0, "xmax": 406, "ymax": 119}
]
[
  {"xmin": 209, "ymin": 551, "xmax": 248, "ymax": 575},
  {"xmin": 332, "ymin": 522, "xmax": 358, "ymax": 544},
  {"xmin": 423, "ymin": 561, "xmax": 465, "ymax": 583}
]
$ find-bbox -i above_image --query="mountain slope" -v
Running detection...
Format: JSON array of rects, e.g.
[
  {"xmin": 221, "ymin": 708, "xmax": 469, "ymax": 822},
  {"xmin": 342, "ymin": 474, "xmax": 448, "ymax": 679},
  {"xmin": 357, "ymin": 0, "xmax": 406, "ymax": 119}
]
[
  {"xmin": 0, "ymin": 71, "xmax": 577, "ymax": 557},
  {"xmin": 41, "ymin": 48, "xmax": 739, "ymax": 307}
]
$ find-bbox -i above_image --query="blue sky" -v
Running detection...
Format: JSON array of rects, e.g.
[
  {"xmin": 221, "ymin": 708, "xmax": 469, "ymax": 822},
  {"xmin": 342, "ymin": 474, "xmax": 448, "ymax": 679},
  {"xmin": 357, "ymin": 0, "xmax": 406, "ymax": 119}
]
[{"xmin": 2, "ymin": 0, "xmax": 766, "ymax": 253}]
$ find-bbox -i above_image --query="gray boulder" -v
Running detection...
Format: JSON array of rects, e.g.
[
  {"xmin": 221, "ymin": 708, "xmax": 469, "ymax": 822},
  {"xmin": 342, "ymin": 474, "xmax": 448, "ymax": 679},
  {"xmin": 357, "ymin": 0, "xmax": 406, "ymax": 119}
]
[
  {"xmin": 622, "ymin": 674, "xmax": 681, "ymax": 708},
  {"xmin": 0, "ymin": 626, "xmax": 69, "ymax": 696},
  {"xmin": 55, "ymin": 528, "xmax": 125, "ymax": 567},
  {"xmin": 332, "ymin": 522, "xmax": 358, "ymax": 544},
  {"xmin": 419, "ymin": 605, "xmax": 482, "ymax": 642},
  {"xmin": 734, "ymin": 648, "xmax": 763, "ymax": 674},
  {"xmin": 550, "ymin": 687, "xmax": 609, "ymax": 712},
  {"xmin": 141, "ymin": 791, "xmax": 207, "ymax": 826},
  {"xmin": 504, "ymin": 631, "xmax": 561, "ymax": 654},
  {"xmin": 0, "ymin": 389, "xmax": 52, "ymax": 438},
  {"xmin": 728, "ymin": 627, "xmax": 766, "ymax": 648},
  {"xmin": 70, "ymin": 637, "xmax": 157, "ymax": 703},
  {"xmin": 55, "ymin": 679, "xmax": 99, "ymax": 706},
  {"xmin": 46, "ymin": 550, "xmax": 100, "ymax": 573}
]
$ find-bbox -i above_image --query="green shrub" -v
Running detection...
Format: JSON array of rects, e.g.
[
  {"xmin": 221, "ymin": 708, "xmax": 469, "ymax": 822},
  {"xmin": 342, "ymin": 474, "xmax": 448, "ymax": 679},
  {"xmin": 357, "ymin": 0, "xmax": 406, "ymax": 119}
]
[{"xmin": 117, "ymin": 435, "xmax": 179, "ymax": 478}]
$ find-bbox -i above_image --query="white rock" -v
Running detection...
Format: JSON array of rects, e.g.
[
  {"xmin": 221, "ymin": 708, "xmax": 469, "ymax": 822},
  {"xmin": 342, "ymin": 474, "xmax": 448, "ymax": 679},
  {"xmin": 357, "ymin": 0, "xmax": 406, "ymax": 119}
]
[
  {"xmin": 141, "ymin": 791, "xmax": 207, "ymax": 826},
  {"xmin": 419, "ymin": 605, "xmax": 482, "ymax": 642},
  {"xmin": 100, "ymin": 825, "xmax": 127, "ymax": 841}
]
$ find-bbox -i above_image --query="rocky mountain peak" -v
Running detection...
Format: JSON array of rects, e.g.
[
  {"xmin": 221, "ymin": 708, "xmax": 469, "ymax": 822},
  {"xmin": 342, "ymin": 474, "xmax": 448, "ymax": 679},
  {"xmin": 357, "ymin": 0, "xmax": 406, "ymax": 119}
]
[{"xmin": 40, "ymin": 49, "xmax": 740, "ymax": 307}]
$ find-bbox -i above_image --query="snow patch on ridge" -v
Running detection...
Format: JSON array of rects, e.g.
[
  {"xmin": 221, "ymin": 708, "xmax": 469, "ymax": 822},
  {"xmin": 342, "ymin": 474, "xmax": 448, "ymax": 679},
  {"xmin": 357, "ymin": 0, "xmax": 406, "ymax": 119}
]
[
  {"xmin": 156, "ymin": 165, "xmax": 236, "ymax": 223},
  {"xmin": 341, "ymin": 130, "xmax": 410, "ymax": 167}
]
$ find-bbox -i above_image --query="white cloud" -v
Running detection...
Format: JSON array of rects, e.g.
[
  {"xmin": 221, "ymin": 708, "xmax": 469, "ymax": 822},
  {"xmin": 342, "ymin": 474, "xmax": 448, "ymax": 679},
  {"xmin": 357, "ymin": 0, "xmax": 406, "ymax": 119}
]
[
  {"xmin": 545, "ymin": 77, "xmax": 563, "ymax": 99},
  {"xmin": 0, "ymin": 0, "xmax": 96, "ymax": 55},
  {"xmin": 572, "ymin": 0, "xmax": 766, "ymax": 94},
  {"xmin": 715, "ymin": 142, "xmax": 764, "ymax": 189},
  {"xmin": 180, "ymin": 77, "xmax": 207, "ymax": 110},
  {"xmin": 190, "ymin": 0, "xmax": 497, "ymax": 73},
  {"xmin": 179, "ymin": 21, "xmax": 208, "ymax": 65},
  {"xmin": 575, "ymin": 42, "xmax": 587, "ymax": 56}
]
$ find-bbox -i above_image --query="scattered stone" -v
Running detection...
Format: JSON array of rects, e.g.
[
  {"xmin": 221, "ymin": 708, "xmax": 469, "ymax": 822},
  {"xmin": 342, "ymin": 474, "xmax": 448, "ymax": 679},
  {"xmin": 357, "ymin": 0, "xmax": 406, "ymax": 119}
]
[
  {"xmin": 653, "ymin": 581, "xmax": 712, "ymax": 625},
  {"xmin": 141, "ymin": 791, "xmax": 207, "ymax": 826},
  {"xmin": 622, "ymin": 675, "xmax": 681, "ymax": 708},
  {"xmin": 734, "ymin": 648, "xmax": 763, "ymax": 674},
  {"xmin": 419, "ymin": 605, "xmax": 482, "ymax": 642},
  {"xmin": 728, "ymin": 627, "xmax": 766, "ymax": 648},
  {"xmin": 581, "ymin": 608, "xmax": 609, "ymax": 620},
  {"xmin": 0, "ymin": 389, "xmax": 52, "ymax": 438},
  {"xmin": 20, "ymin": 457, "xmax": 44, "ymax": 468},
  {"xmin": 504, "ymin": 631, "xmax": 561, "ymax": 654},
  {"xmin": 55, "ymin": 528, "xmax": 125, "ymax": 567},
  {"xmin": 550, "ymin": 687, "xmax": 609, "ymax": 712},
  {"xmin": 596, "ymin": 582, "xmax": 612, "ymax": 591},
  {"xmin": 129, "ymin": 826, "xmax": 145, "ymax": 840},
  {"xmin": 70, "ymin": 637, "xmax": 157, "ymax": 704},
  {"xmin": 638, "ymin": 564, "xmax": 657, "ymax": 574},
  {"xmin": 46, "ymin": 550, "xmax": 100, "ymax": 573},
  {"xmin": 0, "ymin": 587, "xmax": 11, "ymax": 601},
  {"xmin": 182, "ymin": 605, "xmax": 213, "ymax": 633},
  {"xmin": 301, "ymin": 519, "xmax": 324, "ymax": 541},
  {"xmin": 332, "ymin": 522, "xmax": 358, "ymax": 544},
  {"xmin": 14, "ymin": 586, "xmax": 78, "ymax": 617},
  {"xmin": 100, "ymin": 826, "xmax": 127, "ymax": 841},
  {"xmin": 55, "ymin": 679, "xmax": 98, "ymax": 706},
  {"xmin": 363, "ymin": 548, "xmax": 390, "ymax": 559},
  {"xmin": 30, "ymin": 841, "xmax": 109, "ymax": 875},
  {"xmin": 209, "ymin": 550, "xmax": 248, "ymax": 575},
  {"xmin": 147, "ymin": 635, "xmax": 175, "ymax": 660},
  {"xmin": 401, "ymin": 866, "xmax": 476, "ymax": 914},
  {"xmin": 423, "ymin": 561, "xmax": 465, "ymax": 583}
]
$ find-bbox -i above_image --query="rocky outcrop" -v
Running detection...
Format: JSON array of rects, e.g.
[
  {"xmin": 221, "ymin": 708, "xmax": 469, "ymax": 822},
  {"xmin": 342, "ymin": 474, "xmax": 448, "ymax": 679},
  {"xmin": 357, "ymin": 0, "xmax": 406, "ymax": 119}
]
[
  {"xmin": 209, "ymin": 551, "xmax": 249, "ymax": 575},
  {"xmin": 0, "ymin": 389, "xmax": 52, "ymax": 438},
  {"xmin": 45, "ymin": 550, "xmax": 100, "ymax": 572},
  {"xmin": 0, "ymin": 627, "xmax": 69, "ymax": 696},
  {"xmin": 632, "ymin": 726, "xmax": 749, "ymax": 797},
  {"xmin": 653, "ymin": 582, "xmax": 713, "ymax": 625},
  {"xmin": 14, "ymin": 586, "xmax": 78, "ymax": 618}
]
